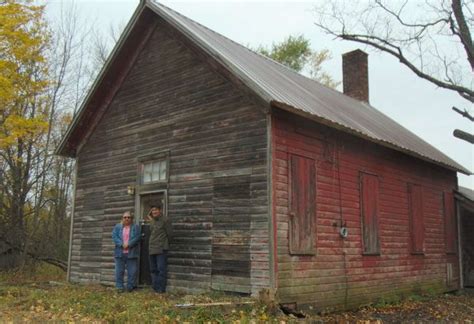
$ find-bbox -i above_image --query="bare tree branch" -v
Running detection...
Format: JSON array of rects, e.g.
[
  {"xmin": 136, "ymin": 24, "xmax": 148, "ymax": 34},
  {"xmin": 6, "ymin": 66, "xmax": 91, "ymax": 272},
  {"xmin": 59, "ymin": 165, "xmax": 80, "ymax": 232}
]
[
  {"xmin": 335, "ymin": 32, "xmax": 474, "ymax": 102},
  {"xmin": 375, "ymin": 0, "xmax": 448, "ymax": 31},
  {"xmin": 452, "ymin": 0, "xmax": 474, "ymax": 70},
  {"xmin": 453, "ymin": 106, "xmax": 474, "ymax": 121},
  {"xmin": 453, "ymin": 129, "xmax": 474, "ymax": 144},
  {"xmin": 314, "ymin": 0, "xmax": 474, "ymax": 103}
]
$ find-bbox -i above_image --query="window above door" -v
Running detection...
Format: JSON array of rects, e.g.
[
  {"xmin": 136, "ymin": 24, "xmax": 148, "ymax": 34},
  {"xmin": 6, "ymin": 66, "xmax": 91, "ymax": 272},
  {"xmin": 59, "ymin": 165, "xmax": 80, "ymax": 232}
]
[
  {"xmin": 142, "ymin": 160, "xmax": 167, "ymax": 183},
  {"xmin": 138, "ymin": 151, "xmax": 169, "ymax": 185}
]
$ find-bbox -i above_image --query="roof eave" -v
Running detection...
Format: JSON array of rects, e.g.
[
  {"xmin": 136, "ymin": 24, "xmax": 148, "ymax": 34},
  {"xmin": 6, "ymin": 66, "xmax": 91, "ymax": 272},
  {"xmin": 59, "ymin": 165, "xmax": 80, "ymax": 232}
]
[
  {"xmin": 270, "ymin": 100, "xmax": 471, "ymax": 175},
  {"xmin": 56, "ymin": 0, "xmax": 470, "ymax": 179},
  {"xmin": 148, "ymin": 2, "xmax": 469, "ymax": 176}
]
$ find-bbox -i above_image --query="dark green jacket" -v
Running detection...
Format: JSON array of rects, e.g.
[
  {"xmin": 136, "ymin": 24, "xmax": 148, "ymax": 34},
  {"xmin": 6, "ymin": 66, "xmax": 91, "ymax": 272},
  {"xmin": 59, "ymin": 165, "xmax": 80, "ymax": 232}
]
[{"xmin": 148, "ymin": 216, "xmax": 172, "ymax": 255}]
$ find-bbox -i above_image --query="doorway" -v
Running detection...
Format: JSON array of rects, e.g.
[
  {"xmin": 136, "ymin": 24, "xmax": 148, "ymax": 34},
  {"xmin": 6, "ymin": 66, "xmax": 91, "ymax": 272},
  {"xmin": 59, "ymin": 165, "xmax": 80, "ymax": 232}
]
[
  {"xmin": 137, "ymin": 191, "xmax": 166, "ymax": 286},
  {"xmin": 456, "ymin": 187, "xmax": 474, "ymax": 288},
  {"xmin": 461, "ymin": 207, "xmax": 474, "ymax": 287}
]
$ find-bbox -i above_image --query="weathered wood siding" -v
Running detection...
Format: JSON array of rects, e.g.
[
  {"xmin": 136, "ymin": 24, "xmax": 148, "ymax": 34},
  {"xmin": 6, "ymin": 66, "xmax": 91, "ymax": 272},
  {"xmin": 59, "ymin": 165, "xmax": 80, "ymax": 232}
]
[
  {"xmin": 272, "ymin": 110, "xmax": 459, "ymax": 310},
  {"xmin": 461, "ymin": 208, "xmax": 474, "ymax": 287},
  {"xmin": 70, "ymin": 17, "xmax": 269, "ymax": 295}
]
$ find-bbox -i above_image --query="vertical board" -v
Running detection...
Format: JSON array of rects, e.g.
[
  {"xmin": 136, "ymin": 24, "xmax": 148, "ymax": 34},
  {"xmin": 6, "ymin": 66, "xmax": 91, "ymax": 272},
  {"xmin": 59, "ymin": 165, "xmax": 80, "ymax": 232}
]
[
  {"xmin": 408, "ymin": 184, "xmax": 424, "ymax": 253},
  {"xmin": 443, "ymin": 191, "xmax": 456, "ymax": 254},
  {"xmin": 360, "ymin": 172, "xmax": 380, "ymax": 254},
  {"xmin": 461, "ymin": 208, "xmax": 474, "ymax": 286},
  {"xmin": 289, "ymin": 154, "xmax": 316, "ymax": 254}
]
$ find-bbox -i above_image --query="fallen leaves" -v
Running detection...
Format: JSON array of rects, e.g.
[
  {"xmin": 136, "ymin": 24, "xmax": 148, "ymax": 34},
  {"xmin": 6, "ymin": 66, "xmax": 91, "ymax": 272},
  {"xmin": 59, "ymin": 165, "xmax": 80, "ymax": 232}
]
[{"xmin": 1, "ymin": 272, "xmax": 474, "ymax": 323}]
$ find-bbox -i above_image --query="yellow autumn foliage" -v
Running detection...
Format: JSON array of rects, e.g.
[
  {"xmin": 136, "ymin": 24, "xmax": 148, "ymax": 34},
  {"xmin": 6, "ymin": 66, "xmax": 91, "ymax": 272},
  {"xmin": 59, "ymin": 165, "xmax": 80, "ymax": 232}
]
[
  {"xmin": 0, "ymin": 0, "xmax": 51, "ymax": 148},
  {"xmin": 0, "ymin": 114, "xmax": 48, "ymax": 148}
]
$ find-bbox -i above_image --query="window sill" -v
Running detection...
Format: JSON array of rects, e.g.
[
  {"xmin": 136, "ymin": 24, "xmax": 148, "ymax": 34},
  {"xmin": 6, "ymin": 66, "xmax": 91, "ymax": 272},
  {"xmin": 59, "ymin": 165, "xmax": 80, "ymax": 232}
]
[
  {"xmin": 362, "ymin": 252, "xmax": 380, "ymax": 256},
  {"xmin": 137, "ymin": 182, "xmax": 168, "ymax": 193},
  {"xmin": 289, "ymin": 250, "xmax": 316, "ymax": 256}
]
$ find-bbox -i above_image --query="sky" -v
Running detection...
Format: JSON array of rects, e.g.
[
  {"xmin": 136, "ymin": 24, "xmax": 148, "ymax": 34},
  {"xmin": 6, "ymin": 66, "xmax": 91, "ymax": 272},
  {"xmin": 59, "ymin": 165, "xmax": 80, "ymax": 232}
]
[{"xmin": 47, "ymin": 0, "xmax": 473, "ymax": 189}]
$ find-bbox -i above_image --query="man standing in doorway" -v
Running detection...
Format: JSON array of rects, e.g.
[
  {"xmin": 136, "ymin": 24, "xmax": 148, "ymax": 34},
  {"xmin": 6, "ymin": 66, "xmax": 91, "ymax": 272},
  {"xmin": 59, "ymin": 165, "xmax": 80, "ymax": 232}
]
[{"xmin": 146, "ymin": 205, "xmax": 172, "ymax": 293}]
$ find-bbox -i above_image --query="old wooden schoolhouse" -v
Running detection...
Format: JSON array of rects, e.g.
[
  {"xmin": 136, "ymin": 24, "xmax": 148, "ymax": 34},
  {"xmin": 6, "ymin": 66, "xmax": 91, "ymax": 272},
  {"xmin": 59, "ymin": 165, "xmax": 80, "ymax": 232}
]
[{"xmin": 56, "ymin": 0, "xmax": 471, "ymax": 311}]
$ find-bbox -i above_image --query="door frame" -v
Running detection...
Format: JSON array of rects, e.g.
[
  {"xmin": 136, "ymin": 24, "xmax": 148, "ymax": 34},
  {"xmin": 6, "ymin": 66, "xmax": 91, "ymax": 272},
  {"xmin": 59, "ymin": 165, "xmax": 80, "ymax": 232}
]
[
  {"xmin": 135, "ymin": 189, "xmax": 168, "ymax": 221},
  {"xmin": 135, "ymin": 189, "xmax": 168, "ymax": 286}
]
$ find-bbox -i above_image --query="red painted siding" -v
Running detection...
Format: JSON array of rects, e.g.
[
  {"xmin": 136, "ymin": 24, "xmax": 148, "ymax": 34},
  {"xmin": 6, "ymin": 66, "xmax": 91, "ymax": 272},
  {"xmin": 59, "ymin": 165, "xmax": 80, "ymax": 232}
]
[{"xmin": 271, "ymin": 110, "xmax": 459, "ymax": 310}]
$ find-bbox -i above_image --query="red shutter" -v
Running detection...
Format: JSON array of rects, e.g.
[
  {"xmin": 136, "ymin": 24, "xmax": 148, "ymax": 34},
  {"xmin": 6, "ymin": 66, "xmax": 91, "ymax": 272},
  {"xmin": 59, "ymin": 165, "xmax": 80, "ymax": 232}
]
[
  {"xmin": 360, "ymin": 173, "xmax": 380, "ymax": 254},
  {"xmin": 443, "ymin": 191, "xmax": 456, "ymax": 254},
  {"xmin": 289, "ymin": 154, "xmax": 316, "ymax": 254},
  {"xmin": 408, "ymin": 184, "xmax": 424, "ymax": 253}
]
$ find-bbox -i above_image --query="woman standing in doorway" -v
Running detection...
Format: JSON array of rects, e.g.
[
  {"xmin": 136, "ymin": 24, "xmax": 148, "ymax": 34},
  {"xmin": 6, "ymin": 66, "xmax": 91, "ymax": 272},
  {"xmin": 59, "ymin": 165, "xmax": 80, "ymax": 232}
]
[{"xmin": 112, "ymin": 211, "xmax": 141, "ymax": 292}]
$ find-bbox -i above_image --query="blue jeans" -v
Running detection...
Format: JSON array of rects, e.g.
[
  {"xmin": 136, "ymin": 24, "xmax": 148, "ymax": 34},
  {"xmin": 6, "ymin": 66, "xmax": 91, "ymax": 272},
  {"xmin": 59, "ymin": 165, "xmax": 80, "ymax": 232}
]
[
  {"xmin": 149, "ymin": 251, "xmax": 168, "ymax": 293},
  {"xmin": 114, "ymin": 254, "xmax": 138, "ymax": 290}
]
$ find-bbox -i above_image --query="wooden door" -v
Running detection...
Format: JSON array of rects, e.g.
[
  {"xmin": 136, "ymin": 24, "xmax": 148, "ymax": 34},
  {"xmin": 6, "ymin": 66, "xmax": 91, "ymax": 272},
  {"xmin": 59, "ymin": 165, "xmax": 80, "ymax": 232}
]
[{"xmin": 288, "ymin": 154, "xmax": 316, "ymax": 255}]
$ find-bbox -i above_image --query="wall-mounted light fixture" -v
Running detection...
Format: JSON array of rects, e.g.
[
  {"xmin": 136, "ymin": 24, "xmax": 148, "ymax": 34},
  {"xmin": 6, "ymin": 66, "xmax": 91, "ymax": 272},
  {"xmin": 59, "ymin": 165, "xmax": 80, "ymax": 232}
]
[{"xmin": 127, "ymin": 185, "xmax": 135, "ymax": 196}]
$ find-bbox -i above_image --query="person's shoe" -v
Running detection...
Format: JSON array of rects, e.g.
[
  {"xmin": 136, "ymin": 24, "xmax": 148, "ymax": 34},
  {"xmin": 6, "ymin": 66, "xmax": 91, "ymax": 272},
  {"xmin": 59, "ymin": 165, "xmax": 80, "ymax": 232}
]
[{"xmin": 116, "ymin": 288, "xmax": 125, "ymax": 293}]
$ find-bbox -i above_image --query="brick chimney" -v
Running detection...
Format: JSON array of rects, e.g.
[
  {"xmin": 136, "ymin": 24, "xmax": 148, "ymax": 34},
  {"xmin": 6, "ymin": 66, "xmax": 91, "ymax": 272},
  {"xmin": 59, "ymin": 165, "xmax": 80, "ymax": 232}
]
[{"xmin": 342, "ymin": 49, "xmax": 369, "ymax": 103}]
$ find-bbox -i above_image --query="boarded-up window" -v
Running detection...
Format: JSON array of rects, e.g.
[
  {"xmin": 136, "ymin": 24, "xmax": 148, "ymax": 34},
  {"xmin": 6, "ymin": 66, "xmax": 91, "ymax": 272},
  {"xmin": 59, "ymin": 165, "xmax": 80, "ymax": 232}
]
[
  {"xmin": 443, "ymin": 191, "xmax": 457, "ymax": 254},
  {"xmin": 360, "ymin": 172, "xmax": 380, "ymax": 254},
  {"xmin": 408, "ymin": 184, "xmax": 424, "ymax": 253},
  {"xmin": 288, "ymin": 154, "xmax": 316, "ymax": 255}
]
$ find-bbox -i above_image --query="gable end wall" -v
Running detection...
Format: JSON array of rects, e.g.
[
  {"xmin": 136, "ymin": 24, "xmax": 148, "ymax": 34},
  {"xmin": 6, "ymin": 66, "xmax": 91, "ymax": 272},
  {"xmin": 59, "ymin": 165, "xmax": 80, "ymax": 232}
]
[{"xmin": 69, "ymin": 17, "xmax": 269, "ymax": 295}]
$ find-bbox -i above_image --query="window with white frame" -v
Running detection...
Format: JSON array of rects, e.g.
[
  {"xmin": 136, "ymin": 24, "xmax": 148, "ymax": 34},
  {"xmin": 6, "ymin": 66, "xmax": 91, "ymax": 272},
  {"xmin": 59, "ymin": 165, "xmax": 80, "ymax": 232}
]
[{"xmin": 141, "ymin": 160, "xmax": 167, "ymax": 184}]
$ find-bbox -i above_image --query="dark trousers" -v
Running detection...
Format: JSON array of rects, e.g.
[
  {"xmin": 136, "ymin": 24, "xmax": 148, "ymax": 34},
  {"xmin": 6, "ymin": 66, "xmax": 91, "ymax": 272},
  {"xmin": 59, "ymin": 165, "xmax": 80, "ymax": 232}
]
[
  {"xmin": 114, "ymin": 254, "xmax": 137, "ymax": 290},
  {"xmin": 149, "ymin": 251, "xmax": 168, "ymax": 293}
]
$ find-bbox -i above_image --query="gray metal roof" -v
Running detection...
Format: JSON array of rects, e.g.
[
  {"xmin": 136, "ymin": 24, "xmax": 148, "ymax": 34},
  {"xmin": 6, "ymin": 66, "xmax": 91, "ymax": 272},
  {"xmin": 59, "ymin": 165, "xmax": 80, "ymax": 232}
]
[
  {"xmin": 148, "ymin": 1, "xmax": 469, "ymax": 174},
  {"xmin": 458, "ymin": 186, "xmax": 474, "ymax": 202}
]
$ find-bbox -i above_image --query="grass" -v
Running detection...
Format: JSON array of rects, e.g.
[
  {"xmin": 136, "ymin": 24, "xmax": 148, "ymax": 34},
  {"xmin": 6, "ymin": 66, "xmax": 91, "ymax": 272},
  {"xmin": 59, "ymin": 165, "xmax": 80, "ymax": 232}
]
[
  {"xmin": 1, "ymin": 263, "xmax": 473, "ymax": 323},
  {"xmin": 0, "ymin": 262, "xmax": 66, "ymax": 284},
  {"xmin": 0, "ymin": 263, "xmax": 282, "ymax": 323}
]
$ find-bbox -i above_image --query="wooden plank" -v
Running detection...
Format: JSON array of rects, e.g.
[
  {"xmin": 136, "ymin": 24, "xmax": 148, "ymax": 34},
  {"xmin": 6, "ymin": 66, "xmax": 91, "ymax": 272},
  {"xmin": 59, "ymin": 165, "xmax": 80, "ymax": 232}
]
[
  {"xmin": 408, "ymin": 183, "xmax": 424, "ymax": 253},
  {"xmin": 360, "ymin": 172, "xmax": 380, "ymax": 254},
  {"xmin": 288, "ymin": 154, "xmax": 316, "ymax": 254},
  {"xmin": 443, "ymin": 191, "xmax": 456, "ymax": 253}
]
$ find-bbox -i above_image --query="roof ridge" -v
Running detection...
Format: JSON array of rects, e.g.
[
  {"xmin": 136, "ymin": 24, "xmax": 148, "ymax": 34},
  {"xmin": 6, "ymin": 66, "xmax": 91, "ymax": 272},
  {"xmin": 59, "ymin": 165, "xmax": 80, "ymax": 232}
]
[
  {"xmin": 149, "ymin": 0, "xmax": 344, "ymax": 96},
  {"xmin": 147, "ymin": 1, "xmax": 468, "ymax": 174}
]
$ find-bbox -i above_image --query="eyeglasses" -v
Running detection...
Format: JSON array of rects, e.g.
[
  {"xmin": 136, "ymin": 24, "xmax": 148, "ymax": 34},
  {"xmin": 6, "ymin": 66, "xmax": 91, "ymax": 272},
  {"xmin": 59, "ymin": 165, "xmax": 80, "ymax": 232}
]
[{"xmin": 123, "ymin": 216, "xmax": 131, "ymax": 219}]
